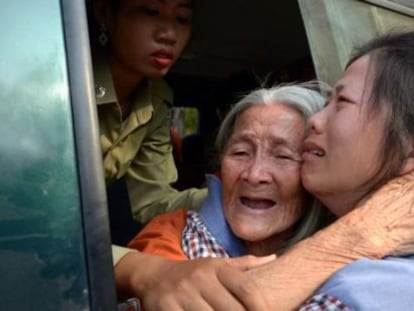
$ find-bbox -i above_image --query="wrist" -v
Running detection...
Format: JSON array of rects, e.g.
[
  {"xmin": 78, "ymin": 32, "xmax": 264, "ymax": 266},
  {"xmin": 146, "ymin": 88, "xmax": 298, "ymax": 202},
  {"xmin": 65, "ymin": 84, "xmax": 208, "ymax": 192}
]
[
  {"xmin": 115, "ymin": 251, "xmax": 148, "ymax": 297},
  {"xmin": 325, "ymin": 210, "xmax": 388, "ymax": 259},
  {"xmin": 115, "ymin": 252, "xmax": 172, "ymax": 298}
]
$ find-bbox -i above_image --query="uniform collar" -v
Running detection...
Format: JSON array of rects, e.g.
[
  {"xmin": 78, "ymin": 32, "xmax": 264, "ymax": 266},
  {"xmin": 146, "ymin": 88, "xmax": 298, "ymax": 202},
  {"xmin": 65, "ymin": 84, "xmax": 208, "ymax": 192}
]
[
  {"xmin": 93, "ymin": 49, "xmax": 118, "ymax": 106},
  {"xmin": 92, "ymin": 49, "xmax": 171, "ymax": 108}
]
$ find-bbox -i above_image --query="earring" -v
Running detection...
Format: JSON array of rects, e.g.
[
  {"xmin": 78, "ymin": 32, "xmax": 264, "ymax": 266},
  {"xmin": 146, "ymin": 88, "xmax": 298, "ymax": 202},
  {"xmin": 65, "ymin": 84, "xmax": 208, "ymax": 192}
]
[{"xmin": 98, "ymin": 23, "xmax": 108, "ymax": 47}]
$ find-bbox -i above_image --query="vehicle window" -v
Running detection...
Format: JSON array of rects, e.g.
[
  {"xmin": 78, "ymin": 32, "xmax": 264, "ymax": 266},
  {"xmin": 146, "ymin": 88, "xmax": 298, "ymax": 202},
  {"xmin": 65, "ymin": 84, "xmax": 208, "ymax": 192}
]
[{"xmin": 171, "ymin": 106, "xmax": 199, "ymax": 137}]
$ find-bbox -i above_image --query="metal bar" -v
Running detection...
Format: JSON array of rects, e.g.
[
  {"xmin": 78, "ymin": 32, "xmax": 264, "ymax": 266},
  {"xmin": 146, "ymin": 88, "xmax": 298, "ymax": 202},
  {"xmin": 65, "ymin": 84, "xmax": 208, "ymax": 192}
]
[{"xmin": 60, "ymin": 0, "xmax": 117, "ymax": 310}]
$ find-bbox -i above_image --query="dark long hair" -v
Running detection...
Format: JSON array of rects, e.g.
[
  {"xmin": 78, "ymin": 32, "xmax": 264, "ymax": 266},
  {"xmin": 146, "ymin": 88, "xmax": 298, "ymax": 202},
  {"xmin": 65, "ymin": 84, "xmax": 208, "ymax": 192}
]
[{"xmin": 347, "ymin": 31, "xmax": 414, "ymax": 190}]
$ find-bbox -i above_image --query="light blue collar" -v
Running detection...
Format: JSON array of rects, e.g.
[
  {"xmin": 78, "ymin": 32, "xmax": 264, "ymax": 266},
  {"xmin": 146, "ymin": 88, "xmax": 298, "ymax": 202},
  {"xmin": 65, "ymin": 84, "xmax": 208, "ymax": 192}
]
[{"xmin": 199, "ymin": 175, "xmax": 247, "ymax": 257}]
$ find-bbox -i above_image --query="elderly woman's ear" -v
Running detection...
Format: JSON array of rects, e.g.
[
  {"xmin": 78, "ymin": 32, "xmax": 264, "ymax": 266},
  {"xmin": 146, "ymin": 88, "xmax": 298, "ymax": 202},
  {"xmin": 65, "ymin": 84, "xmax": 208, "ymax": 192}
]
[{"xmin": 399, "ymin": 142, "xmax": 414, "ymax": 176}]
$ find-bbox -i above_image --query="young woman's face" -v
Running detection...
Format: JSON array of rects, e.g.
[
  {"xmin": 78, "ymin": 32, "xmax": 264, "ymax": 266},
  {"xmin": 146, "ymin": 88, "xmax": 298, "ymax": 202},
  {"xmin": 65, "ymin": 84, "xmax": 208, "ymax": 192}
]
[
  {"xmin": 221, "ymin": 104, "xmax": 307, "ymax": 249},
  {"xmin": 106, "ymin": 0, "xmax": 192, "ymax": 77},
  {"xmin": 302, "ymin": 55, "xmax": 388, "ymax": 216}
]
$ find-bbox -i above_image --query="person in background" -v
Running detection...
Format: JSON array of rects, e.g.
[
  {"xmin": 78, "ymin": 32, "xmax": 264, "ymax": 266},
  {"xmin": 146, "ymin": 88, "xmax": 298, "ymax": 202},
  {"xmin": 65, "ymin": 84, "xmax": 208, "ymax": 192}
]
[
  {"xmin": 90, "ymin": 0, "xmax": 211, "ymax": 276},
  {"xmin": 90, "ymin": 0, "xmax": 207, "ymax": 238}
]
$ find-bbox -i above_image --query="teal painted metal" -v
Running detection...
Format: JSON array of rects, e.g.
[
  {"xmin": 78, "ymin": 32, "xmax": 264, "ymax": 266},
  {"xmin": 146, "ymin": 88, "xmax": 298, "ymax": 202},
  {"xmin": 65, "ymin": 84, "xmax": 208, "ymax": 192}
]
[{"xmin": 0, "ymin": 0, "xmax": 90, "ymax": 309}]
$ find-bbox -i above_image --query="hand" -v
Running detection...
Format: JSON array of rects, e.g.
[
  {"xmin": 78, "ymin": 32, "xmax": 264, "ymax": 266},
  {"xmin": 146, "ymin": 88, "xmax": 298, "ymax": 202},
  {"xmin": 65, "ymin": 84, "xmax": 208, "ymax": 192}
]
[
  {"xmin": 340, "ymin": 172, "xmax": 414, "ymax": 257},
  {"xmin": 116, "ymin": 252, "xmax": 275, "ymax": 311}
]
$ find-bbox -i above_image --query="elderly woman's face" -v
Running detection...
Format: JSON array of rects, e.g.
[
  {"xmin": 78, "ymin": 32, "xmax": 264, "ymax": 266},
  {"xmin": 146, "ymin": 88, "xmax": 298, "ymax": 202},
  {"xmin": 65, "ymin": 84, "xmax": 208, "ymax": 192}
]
[
  {"xmin": 302, "ymin": 55, "xmax": 388, "ymax": 216},
  {"xmin": 221, "ymin": 103, "xmax": 307, "ymax": 247}
]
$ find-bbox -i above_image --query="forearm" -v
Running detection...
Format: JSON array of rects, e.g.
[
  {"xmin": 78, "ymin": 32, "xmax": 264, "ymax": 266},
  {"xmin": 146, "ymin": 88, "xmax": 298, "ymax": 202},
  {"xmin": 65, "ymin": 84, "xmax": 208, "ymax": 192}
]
[
  {"xmin": 114, "ymin": 251, "xmax": 167, "ymax": 298},
  {"xmin": 249, "ymin": 214, "xmax": 390, "ymax": 310},
  {"xmin": 250, "ymin": 172, "xmax": 414, "ymax": 310}
]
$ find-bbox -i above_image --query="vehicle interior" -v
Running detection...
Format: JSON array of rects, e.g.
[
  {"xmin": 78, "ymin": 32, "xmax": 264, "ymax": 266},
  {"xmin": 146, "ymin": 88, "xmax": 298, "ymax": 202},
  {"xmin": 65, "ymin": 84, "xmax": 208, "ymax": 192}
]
[
  {"xmin": 1, "ymin": 0, "xmax": 413, "ymax": 310},
  {"xmin": 167, "ymin": 0, "xmax": 317, "ymax": 190},
  {"xmin": 164, "ymin": 0, "xmax": 414, "ymax": 191}
]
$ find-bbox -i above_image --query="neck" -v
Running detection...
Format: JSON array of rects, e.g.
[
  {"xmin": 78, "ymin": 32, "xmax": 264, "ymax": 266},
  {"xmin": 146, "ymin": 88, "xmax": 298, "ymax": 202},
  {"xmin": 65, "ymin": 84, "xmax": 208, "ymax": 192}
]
[
  {"xmin": 317, "ymin": 189, "xmax": 367, "ymax": 217},
  {"xmin": 244, "ymin": 229, "xmax": 293, "ymax": 256},
  {"xmin": 109, "ymin": 55, "xmax": 145, "ymax": 115}
]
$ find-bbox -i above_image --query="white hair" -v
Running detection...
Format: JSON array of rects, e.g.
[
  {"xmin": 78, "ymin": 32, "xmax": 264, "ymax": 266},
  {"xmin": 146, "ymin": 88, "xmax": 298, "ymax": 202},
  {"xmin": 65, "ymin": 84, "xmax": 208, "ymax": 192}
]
[
  {"xmin": 216, "ymin": 80, "xmax": 331, "ymax": 253},
  {"xmin": 216, "ymin": 80, "xmax": 329, "ymax": 155}
]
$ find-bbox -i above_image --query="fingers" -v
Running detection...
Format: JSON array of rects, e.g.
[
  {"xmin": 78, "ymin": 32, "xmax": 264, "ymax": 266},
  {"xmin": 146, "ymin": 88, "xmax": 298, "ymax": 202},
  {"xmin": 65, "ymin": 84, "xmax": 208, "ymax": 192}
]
[
  {"xmin": 198, "ymin": 276, "xmax": 250, "ymax": 311},
  {"xmin": 143, "ymin": 286, "xmax": 215, "ymax": 311},
  {"xmin": 172, "ymin": 261, "xmax": 246, "ymax": 311},
  {"xmin": 216, "ymin": 264, "xmax": 270, "ymax": 311},
  {"xmin": 139, "ymin": 257, "xmax": 269, "ymax": 311}
]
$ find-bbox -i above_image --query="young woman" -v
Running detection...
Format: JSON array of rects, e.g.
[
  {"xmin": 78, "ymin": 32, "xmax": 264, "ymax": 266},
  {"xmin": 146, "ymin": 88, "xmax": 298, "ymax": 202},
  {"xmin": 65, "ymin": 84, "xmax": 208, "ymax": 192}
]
[
  {"xmin": 299, "ymin": 30, "xmax": 414, "ymax": 310},
  {"xmin": 241, "ymin": 30, "xmax": 414, "ymax": 310},
  {"xmin": 91, "ymin": 0, "xmax": 207, "ymax": 231},
  {"xmin": 90, "ymin": 0, "xmax": 212, "ymax": 273}
]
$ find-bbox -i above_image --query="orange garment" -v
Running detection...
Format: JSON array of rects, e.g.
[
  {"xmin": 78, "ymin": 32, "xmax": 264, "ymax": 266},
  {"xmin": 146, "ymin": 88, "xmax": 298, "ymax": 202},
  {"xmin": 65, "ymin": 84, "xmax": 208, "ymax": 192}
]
[{"xmin": 128, "ymin": 209, "xmax": 188, "ymax": 261}]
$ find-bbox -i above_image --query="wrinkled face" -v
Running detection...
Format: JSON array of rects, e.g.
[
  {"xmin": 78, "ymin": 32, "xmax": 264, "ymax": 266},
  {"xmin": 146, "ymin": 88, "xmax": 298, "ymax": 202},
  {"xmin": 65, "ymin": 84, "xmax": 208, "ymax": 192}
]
[
  {"xmin": 302, "ymin": 55, "xmax": 388, "ymax": 216},
  {"xmin": 106, "ymin": 0, "xmax": 192, "ymax": 77},
  {"xmin": 221, "ymin": 103, "xmax": 307, "ymax": 244}
]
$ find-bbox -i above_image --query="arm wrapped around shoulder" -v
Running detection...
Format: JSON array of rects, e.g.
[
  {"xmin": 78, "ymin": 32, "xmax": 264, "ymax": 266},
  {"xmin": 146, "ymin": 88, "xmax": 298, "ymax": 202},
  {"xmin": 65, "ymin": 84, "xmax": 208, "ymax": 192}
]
[
  {"xmin": 241, "ymin": 172, "xmax": 414, "ymax": 310},
  {"xmin": 338, "ymin": 171, "xmax": 414, "ymax": 258}
]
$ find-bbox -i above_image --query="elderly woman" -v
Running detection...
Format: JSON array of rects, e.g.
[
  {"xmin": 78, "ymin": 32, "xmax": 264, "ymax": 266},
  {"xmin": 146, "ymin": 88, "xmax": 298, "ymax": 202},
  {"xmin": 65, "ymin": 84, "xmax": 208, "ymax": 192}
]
[{"xmin": 128, "ymin": 82, "xmax": 327, "ymax": 258}]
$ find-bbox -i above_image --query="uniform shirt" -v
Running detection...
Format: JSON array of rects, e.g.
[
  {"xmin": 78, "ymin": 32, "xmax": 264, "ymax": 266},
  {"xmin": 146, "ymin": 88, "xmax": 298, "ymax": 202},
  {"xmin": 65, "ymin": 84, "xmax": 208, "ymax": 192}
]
[{"xmin": 94, "ymin": 54, "xmax": 207, "ymax": 224}]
